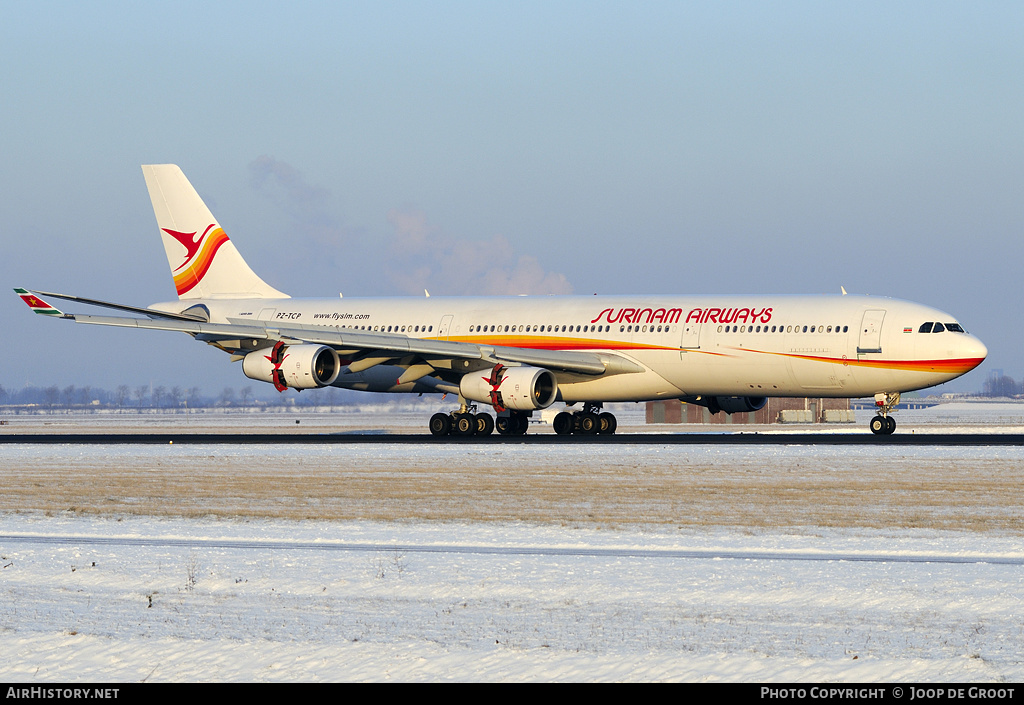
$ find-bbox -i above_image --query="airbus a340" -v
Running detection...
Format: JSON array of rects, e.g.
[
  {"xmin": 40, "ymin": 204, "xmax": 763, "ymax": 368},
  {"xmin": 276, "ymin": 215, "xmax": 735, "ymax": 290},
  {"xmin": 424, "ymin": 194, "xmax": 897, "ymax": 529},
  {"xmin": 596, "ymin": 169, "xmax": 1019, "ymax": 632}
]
[{"xmin": 17, "ymin": 165, "xmax": 987, "ymax": 436}]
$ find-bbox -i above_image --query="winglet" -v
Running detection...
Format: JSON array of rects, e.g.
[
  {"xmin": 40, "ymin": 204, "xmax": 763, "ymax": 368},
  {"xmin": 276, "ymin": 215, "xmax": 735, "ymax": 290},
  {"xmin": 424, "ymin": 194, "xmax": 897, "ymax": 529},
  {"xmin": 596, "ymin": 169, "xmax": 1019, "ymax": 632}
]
[{"xmin": 14, "ymin": 288, "xmax": 64, "ymax": 316}]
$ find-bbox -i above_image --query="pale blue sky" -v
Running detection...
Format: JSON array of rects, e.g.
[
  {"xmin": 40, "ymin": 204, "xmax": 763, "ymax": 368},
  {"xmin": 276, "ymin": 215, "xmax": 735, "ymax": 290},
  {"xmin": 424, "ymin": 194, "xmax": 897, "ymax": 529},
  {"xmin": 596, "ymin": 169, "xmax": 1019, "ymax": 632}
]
[{"xmin": 2, "ymin": 1, "xmax": 1021, "ymax": 393}]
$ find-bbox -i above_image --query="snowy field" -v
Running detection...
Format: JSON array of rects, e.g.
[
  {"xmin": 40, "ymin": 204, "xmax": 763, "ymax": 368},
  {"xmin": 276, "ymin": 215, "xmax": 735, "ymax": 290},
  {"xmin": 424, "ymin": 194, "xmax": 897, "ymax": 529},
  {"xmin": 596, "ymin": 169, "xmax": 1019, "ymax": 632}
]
[
  {"xmin": 1, "ymin": 403, "xmax": 1023, "ymax": 682},
  {"xmin": 2, "ymin": 515, "xmax": 1023, "ymax": 682}
]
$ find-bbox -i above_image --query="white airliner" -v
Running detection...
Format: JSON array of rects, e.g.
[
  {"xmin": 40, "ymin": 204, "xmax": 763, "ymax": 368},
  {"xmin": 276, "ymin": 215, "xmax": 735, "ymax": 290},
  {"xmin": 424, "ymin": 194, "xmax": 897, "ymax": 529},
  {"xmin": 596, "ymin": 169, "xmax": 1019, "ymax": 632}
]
[{"xmin": 17, "ymin": 165, "xmax": 987, "ymax": 436}]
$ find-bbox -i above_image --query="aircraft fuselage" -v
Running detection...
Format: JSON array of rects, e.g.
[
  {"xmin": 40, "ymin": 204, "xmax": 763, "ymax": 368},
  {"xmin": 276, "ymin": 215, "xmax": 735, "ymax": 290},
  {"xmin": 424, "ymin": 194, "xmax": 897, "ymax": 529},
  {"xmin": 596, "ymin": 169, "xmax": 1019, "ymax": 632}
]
[{"xmin": 154, "ymin": 293, "xmax": 987, "ymax": 403}]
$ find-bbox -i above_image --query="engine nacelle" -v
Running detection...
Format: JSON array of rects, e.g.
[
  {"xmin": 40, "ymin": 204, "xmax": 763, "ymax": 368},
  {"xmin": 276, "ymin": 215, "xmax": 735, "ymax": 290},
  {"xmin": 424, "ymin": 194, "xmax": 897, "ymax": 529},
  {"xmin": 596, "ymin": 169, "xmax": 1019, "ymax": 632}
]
[
  {"xmin": 459, "ymin": 364, "xmax": 558, "ymax": 411},
  {"xmin": 242, "ymin": 344, "xmax": 341, "ymax": 390},
  {"xmin": 683, "ymin": 395, "xmax": 768, "ymax": 415}
]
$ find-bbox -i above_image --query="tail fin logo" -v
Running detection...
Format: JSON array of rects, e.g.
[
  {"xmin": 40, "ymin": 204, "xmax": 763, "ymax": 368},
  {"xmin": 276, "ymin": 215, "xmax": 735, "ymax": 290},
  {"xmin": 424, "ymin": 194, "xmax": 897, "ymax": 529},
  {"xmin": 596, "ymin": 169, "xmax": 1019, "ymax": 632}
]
[{"xmin": 163, "ymin": 224, "xmax": 230, "ymax": 296}]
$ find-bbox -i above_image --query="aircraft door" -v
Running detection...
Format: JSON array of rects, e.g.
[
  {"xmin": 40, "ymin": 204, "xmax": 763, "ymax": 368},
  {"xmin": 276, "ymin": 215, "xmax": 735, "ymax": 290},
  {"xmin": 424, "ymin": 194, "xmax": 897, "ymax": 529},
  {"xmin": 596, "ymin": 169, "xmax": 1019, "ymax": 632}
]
[
  {"xmin": 438, "ymin": 314, "xmax": 454, "ymax": 340},
  {"xmin": 680, "ymin": 319, "xmax": 700, "ymax": 354},
  {"xmin": 857, "ymin": 310, "xmax": 885, "ymax": 354}
]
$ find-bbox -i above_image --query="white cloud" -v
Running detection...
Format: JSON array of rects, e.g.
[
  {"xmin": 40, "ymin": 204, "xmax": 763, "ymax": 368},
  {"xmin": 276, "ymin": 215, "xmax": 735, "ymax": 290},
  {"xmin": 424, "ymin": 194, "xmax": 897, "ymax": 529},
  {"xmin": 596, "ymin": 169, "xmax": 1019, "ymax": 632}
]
[
  {"xmin": 247, "ymin": 157, "xmax": 572, "ymax": 297},
  {"xmin": 385, "ymin": 208, "xmax": 573, "ymax": 296}
]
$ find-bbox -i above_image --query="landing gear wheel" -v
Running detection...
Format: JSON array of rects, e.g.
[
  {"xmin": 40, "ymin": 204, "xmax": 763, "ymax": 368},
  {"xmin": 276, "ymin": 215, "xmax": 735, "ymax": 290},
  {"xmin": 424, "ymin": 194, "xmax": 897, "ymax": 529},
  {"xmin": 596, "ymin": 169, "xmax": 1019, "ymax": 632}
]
[
  {"xmin": 429, "ymin": 412, "xmax": 452, "ymax": 437},
  {"xmin": 553, "ymin": 411, "xmax": 574, "ymax": 436},
  {"xmin": 452, "ymin": 412, "xmax": 476, "ymax": 436},
  {"xmin": 598, "ymin": 412, "xmax": 617, "ymax": 435},
  {"xmin": 475, "ymin": 413, "xmax": 494, "ymax": 436},
  {"xmin": 869, "ymin": 414, "xmax": 897, "ymax": 435},
  {"xmin": 510, "ymin": 412, "xmax": 529, "ymax": 435},
  {"xmin": 576, "ymin": 411, "xmax": 599, "ymax": 435},
  {"xmin": 870, "ymin": 392, "xmax": 901, "ymax": 435},
  {"xmin": 496, "ymin": 414, "xmax": 528, "ymax": 435}
]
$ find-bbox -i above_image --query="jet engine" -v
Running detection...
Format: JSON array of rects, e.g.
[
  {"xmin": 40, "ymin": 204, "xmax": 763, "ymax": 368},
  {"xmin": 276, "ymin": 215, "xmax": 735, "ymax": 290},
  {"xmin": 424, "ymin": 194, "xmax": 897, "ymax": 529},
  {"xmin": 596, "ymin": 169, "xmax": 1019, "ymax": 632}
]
[
  {"xmin": 242, "ymin": 344, "xmax": 341, "ymax": 390},
  {"xmin": 460, "ymin": 364, "xmax": 558, "ymax": 411},
  {"xmin": 682, "ymin": 395, "xmax": 768, "ymax": 415}
]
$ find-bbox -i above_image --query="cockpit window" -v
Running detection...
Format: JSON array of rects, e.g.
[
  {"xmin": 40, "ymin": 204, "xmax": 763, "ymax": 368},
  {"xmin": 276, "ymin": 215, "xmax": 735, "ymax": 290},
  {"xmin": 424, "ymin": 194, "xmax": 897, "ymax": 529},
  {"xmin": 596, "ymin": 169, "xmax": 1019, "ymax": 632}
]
[{"xmin": 920, "ymin": 322, "xmax": 966, "ymax": 333}]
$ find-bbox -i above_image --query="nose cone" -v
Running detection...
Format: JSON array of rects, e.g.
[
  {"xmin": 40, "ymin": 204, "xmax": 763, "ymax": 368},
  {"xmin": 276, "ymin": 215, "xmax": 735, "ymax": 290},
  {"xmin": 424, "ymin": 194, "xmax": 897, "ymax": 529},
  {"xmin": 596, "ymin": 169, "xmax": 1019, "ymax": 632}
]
[{"xmin": 962, "ymin": 334, "xmax": 988, "ymax": 372}]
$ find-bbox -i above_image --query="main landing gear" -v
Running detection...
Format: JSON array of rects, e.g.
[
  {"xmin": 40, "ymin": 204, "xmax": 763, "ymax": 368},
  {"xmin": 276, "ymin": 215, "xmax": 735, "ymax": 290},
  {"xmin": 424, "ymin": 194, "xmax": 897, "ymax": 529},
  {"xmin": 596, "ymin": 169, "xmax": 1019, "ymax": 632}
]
[
  {"xmin": 429, "ymin": 408, "xmax": 532, "ymax": 436},
  {"xmin": 428, "ymin": 400, "xmax": 618, "ymax": 437},
  {"xmin": 552, "ymin": 403, "xmax": 617, "ymax": 436},
  {"xmin": 429, "ymin": 403, "xmax": 496, "ymax": 437},
  {"xmin": 869, "ymin": 392, "xmax": 900, "ymax": 436}
]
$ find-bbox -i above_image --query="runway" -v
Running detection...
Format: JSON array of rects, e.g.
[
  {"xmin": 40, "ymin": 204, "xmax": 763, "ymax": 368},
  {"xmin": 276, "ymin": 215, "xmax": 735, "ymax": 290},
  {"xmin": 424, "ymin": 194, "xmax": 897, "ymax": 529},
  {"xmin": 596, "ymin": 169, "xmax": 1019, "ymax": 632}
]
[
  {"xmin": 4, "ymin": 532, "xmax": 1023, "ymax": 565},
  {"xmin": 3, "ymin": 431, "xmax": 1024, "ymax": 445}
]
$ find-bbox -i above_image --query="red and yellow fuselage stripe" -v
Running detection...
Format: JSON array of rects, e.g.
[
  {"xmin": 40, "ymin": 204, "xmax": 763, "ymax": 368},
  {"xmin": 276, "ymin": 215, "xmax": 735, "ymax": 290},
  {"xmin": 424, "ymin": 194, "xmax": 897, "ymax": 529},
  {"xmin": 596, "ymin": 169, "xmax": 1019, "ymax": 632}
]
[
  {"xmin": 445, "ymin": 336, "xmax": 981, "ymax": 376},
  {"xmin": 448, "ymin": 334, "xmax": 683, "ymax": 352},
  {"xmin": 741, "ymin": 348, "xmax": 984, "ymax": 375}
]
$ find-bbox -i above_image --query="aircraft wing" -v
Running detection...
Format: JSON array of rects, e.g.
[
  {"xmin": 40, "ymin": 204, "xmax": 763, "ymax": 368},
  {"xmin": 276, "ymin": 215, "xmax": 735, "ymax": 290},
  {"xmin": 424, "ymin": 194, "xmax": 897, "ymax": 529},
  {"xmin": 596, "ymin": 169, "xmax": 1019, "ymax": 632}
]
[{"xmin": 15, "ymin": 289, "xmax": 644, "ymax": 377}]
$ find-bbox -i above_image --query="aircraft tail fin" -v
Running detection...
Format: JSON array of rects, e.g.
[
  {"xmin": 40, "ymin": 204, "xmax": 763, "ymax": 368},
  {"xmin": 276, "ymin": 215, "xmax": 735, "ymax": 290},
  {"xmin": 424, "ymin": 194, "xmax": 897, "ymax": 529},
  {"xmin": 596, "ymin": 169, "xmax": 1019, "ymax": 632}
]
[{"xmin": 142, "ymin": 164, "xmax": 289, "ymax": 300}]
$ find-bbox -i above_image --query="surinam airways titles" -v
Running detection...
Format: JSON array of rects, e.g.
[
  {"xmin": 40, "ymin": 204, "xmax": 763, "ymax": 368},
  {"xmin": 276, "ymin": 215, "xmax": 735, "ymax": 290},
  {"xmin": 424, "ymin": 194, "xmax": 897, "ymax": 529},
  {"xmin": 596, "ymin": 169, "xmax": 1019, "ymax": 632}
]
[{"xmin": 590, "ymin": 306, "xmax": 774, "ymax": 325}]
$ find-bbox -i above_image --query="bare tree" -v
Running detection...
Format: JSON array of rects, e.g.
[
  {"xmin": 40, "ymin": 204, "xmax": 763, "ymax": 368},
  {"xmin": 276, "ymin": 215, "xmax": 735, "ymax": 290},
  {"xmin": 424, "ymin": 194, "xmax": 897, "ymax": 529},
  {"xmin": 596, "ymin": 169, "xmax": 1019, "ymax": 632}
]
[
  {"xmin": 152, "ymin": 386, "xmax": 166, "ymax": 410},
  {"xmin": 133, "ymin": 386, "xmax": 149, "ymax": 411},
  {"xmin": 44, "ymin": 385, "xmax": 60, "ymax": 410},
  {"xmin": 62, "ymin": 385, "xmax": 76, "ymax": 410},
  {"xmin": 115, "ymin": 385, "xmax": 129, "ymax": 412},
  {"xmin": 984, "ymin": 374, "xmax": 1020, "ymax": 398},
  {"xmin": 169, "ymin": 386, "xmax": 182, "ymax": 412}
]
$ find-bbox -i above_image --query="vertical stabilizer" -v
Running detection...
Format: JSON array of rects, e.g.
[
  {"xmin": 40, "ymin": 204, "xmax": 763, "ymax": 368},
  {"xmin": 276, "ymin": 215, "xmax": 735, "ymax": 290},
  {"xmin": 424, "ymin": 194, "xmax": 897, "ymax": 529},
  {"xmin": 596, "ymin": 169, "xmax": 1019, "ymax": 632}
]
[{"xmin": 142, "ymin": 164, "xmax": 289, "ymax": 300}]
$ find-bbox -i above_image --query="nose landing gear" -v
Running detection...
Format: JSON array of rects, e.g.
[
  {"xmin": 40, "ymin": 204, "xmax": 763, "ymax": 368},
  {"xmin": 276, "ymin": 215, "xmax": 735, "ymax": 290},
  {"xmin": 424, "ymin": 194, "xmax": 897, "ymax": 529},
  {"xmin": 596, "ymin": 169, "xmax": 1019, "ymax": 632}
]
[{"xmin": 869, "ymin": 392, "xmax": 900, "ymax": 435}]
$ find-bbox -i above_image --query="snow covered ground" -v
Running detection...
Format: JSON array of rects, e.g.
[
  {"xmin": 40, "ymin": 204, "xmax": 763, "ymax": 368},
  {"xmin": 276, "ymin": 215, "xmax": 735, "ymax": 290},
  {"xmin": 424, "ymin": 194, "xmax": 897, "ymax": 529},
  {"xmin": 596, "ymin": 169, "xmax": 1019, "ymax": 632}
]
[
  {"xmin": 1, "ymin": 404, "xmax": 1023, "ymax": 682},
  {"xmin": 2, "ymin": 515, "xmax": 1022, "ymax": 682}
]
